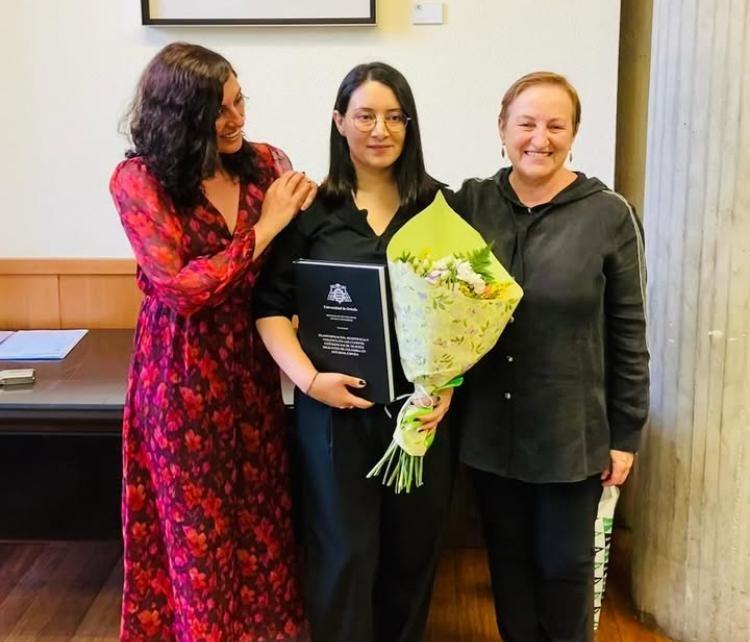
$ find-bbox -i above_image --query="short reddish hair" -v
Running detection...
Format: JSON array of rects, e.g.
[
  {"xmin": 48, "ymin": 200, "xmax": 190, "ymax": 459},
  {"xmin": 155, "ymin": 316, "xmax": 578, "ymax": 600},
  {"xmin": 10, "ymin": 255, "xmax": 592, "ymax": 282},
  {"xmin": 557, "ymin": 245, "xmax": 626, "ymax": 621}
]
[{"xmin": 499, "ymin": 71, "xmax": 581, "ymax": 134}]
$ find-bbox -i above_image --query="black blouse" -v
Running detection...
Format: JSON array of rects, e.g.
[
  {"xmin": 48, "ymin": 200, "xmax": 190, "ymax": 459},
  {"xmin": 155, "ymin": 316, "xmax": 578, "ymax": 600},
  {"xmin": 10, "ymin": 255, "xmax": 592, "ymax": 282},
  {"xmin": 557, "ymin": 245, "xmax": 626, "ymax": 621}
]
[
  {"xmin": 254, "ymin": 193, "xmax": 439, "ymax": 399},
  {"xmin": 452, "ymin": 168, "xmax": 650, "ymax": 483}
]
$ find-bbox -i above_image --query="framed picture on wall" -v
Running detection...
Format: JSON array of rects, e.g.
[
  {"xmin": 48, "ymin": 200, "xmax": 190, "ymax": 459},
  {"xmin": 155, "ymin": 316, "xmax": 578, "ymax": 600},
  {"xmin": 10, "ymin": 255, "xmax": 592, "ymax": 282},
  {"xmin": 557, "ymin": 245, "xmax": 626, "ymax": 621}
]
[{"xmin": 141, "ymin": 0, "xmax": 376, "ymax": 26}]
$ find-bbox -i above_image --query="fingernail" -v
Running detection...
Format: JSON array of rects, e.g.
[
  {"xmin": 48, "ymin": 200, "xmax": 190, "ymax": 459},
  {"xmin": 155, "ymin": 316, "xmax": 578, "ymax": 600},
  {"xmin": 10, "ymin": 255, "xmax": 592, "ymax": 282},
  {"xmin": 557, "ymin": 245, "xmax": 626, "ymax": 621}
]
[{"xmin": 358, "ymin": 380, "xmax": 366, "ymax": 386}]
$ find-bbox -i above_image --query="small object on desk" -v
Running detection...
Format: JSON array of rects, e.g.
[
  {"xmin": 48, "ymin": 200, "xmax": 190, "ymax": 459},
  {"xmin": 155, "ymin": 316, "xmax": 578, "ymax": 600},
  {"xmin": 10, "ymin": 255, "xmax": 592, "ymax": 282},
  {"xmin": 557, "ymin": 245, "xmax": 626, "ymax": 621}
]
[
  {"xmin": 0, "ymin": 329, "xmax": 88, "ymax": 360},
  {"xmin": 0, "ymin": 331, "xmax": 13, "ymax": 345},
  {"xmin": 0, "ymin": 368, "xmax": 36, "ymax": 386}
]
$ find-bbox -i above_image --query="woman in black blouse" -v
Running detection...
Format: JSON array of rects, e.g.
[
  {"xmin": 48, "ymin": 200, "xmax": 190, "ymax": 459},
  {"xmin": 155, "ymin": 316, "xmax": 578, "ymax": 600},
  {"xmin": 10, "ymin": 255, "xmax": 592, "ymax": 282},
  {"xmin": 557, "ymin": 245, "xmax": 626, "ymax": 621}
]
[
  {"xmin": 254, "ymin": 62, "xmax": 454, "ymax": 642},
  {"xmin": 453, "ymin": 72, "xmax": 649, "ymax": 642}
]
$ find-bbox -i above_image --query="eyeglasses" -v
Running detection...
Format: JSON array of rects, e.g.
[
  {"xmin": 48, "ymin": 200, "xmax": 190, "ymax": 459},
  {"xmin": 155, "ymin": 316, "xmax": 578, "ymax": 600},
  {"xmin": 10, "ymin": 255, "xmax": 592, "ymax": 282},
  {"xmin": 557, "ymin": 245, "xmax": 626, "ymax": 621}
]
[{"xmin": 348, "ymin": 111, "xmax": 411, "ymax": 133}]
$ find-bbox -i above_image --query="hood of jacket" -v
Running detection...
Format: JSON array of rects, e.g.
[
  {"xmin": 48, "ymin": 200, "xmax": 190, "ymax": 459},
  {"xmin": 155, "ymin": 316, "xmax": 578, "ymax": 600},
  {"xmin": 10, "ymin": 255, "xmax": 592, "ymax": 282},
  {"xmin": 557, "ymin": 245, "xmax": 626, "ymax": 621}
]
[{"xmin": 493, "ymin": 166, "xmax": 608, "ymax": 209}]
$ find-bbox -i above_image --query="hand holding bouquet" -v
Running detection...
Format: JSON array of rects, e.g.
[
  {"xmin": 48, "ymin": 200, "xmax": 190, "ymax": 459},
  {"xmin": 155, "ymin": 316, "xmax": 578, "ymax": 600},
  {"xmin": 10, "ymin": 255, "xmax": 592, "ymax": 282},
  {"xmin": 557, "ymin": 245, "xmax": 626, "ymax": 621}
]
[{"xmin": 367, "ymin": 192, "xmax": 523, "ymax": 492}]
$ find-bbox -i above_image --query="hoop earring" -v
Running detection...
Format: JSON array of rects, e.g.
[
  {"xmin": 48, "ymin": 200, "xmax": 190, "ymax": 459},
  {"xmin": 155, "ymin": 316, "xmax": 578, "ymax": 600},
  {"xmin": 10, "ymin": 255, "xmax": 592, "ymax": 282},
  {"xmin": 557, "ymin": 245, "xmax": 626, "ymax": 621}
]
[{"xmin": 501, "ymin": 145, "xmax": 506, "ymax": 159}]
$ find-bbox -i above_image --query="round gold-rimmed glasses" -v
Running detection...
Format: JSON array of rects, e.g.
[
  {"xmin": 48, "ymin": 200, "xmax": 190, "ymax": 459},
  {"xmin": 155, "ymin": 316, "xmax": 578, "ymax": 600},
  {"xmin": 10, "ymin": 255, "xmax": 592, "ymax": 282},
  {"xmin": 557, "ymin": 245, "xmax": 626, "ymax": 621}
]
[{"xmin": 348, "ymin": 110, "xmax": 411, "ymax": 133}]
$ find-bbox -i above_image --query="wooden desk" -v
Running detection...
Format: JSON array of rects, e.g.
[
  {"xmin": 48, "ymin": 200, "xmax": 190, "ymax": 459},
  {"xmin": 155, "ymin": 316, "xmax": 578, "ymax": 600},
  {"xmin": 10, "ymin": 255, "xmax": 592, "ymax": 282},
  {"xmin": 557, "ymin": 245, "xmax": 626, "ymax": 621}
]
[
  {"xmin": 0, "ymin": 331, "xmax": 130, "ymax": 537},
  {"xmin": 0, "ymin": 328, "xmax": 481, "ymax": 544},
  {"xmin": 0, "ymin": 330, "xmax": 132, "ymax": 435}
]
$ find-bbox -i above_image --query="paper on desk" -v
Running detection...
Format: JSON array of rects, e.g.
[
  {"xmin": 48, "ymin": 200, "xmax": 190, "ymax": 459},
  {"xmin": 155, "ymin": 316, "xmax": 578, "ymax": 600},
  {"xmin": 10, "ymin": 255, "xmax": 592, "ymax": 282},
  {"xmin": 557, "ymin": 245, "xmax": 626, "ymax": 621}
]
[{"xmin": 0, "ymin": 329, "xmax": 88, "ymax": 360}]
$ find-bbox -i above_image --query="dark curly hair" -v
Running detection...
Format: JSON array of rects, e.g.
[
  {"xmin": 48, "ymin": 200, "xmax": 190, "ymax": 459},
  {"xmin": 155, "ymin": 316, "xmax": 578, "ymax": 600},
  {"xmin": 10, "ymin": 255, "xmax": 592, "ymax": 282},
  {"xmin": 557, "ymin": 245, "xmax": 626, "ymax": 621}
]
[
  {"xmin": 320, "ymin": 62, "xmax": 441, "ymax": 208},
  {"xmin": 123, "ymin": 42, "xmax": 268, "ymax": 211}
]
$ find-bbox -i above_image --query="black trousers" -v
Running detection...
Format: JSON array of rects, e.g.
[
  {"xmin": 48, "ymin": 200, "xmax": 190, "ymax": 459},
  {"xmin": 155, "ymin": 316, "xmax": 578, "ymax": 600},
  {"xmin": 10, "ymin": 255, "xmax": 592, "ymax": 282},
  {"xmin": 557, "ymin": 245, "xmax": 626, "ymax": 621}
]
[
  {"xmin": 294, "ymin": 391, "xmax": 454, "ymax": 642},
  {"xmin": 470, "ymin": 468, "xmax": 603, "ymax": 642}
]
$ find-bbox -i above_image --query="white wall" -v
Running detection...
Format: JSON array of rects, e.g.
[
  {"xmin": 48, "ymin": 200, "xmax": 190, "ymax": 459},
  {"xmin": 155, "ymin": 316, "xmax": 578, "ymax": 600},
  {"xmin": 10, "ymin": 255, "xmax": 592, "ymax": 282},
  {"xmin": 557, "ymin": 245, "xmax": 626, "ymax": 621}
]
[{"xmin": 0, "ymin": 0, "xmax": 621, "ymax": 258}]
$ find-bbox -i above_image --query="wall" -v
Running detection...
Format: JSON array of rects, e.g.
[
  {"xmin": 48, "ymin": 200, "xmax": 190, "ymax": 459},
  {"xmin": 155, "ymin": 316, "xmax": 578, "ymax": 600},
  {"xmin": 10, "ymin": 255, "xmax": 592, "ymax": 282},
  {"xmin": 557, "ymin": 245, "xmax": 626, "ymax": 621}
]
[
  {"xmin": 613, "ymin": 0, "xmax": 653, "ymax": 527},
  {"xmin": 1, "ymin": 0, "xmax": 621, "ymax": 258},
  {"xmin": 615, "ymin": 0, "xmax": 653, "ymax": 216},
  {"xmin": 631, "ymin": 0, "xmax": 750, "ymax": 638}
]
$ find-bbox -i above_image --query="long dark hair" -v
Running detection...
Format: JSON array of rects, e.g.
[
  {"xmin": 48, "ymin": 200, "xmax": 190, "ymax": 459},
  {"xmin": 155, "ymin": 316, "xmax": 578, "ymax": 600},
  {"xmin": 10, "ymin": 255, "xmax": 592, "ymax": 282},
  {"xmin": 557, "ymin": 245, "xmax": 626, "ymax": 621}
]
[
  {"xmin": 123, "ymin": 42, "xmax": 265, "ymax": 211},
  {"xmin": 320, "ymin": 62, "xmax": 440, "ymax": 208}
]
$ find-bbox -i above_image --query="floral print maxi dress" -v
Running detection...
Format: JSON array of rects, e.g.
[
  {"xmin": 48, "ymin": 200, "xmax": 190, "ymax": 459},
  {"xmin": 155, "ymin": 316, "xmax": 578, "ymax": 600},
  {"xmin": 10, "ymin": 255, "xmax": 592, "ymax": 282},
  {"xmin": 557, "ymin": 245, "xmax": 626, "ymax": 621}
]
[{"xmin": 109, "ymin": 143, "xmax": 305, "ymax": 642}]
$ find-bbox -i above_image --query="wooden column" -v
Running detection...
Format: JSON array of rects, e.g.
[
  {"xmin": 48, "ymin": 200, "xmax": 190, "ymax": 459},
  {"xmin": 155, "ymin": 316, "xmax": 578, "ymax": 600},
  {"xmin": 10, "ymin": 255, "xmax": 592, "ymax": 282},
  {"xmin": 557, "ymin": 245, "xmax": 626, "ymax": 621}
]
[{"xmin": 632, "ymin": 0, "xmax": 750, "ymax": 640}]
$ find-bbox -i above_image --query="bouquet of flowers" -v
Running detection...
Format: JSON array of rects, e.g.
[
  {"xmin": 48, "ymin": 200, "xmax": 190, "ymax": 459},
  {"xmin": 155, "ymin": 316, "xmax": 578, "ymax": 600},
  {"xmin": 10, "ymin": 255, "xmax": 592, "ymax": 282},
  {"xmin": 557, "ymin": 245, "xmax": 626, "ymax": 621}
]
[{"xmin": 367, "ymin": 192, "xmax": 523, "ymax": 493}]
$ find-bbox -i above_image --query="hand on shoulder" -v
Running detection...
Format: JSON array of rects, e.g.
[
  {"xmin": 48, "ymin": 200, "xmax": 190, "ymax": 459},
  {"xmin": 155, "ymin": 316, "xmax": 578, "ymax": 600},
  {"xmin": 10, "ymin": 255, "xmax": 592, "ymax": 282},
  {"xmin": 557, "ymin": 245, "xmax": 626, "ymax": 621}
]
[{"xmin": 259, "ymin": 171, "xmax": 317, "ymax": 235}]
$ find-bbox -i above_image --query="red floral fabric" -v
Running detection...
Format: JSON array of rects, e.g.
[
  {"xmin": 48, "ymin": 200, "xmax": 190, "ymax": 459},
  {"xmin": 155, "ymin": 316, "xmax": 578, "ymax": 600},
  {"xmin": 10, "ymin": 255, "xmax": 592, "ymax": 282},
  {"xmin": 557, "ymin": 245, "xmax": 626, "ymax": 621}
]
[{"xmin": 110, "ymin": 143, "xmax": 305, "ymax": 642}]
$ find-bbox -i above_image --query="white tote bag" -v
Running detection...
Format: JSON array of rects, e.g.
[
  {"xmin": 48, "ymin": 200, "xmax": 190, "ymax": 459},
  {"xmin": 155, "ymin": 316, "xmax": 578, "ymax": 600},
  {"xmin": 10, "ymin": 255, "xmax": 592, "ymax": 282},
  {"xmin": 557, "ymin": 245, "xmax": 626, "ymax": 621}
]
[{"xmin": 593, "ymin": 486, "xmax": 619, "ymax": 629}]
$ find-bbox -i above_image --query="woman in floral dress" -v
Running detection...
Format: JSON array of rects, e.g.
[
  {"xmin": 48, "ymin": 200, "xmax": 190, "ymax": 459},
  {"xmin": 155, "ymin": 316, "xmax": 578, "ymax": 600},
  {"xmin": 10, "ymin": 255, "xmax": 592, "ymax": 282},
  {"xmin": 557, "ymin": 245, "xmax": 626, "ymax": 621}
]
[{"xmin": 109, "ymin": 42, "xmax": 315, "ymax": 642}]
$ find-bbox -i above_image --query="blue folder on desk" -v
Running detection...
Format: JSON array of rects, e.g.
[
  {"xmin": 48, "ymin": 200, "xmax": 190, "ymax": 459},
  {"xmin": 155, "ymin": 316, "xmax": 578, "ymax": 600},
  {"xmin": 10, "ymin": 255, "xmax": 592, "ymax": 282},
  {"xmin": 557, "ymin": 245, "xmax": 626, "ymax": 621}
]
[{"xmin": 0, "ymin": 329, "xmax": 88, "ymax": 360}]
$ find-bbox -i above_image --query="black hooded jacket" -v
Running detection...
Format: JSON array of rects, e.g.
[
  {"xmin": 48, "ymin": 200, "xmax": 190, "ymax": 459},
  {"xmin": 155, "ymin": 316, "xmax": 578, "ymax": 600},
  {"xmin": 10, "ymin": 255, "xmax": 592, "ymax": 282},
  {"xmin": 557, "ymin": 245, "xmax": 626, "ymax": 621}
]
[{"xmin": 450, "ymin": 168, "xmax": 649, "ymax": 483}]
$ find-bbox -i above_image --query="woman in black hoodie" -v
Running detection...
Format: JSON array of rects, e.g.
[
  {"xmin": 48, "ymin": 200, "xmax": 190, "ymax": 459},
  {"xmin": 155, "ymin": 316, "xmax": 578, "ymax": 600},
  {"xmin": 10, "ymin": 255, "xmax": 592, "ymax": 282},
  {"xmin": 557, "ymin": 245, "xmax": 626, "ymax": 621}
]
[{"xmin": 453, "ymin": 72, "xmax": 649, "ymax": 642}]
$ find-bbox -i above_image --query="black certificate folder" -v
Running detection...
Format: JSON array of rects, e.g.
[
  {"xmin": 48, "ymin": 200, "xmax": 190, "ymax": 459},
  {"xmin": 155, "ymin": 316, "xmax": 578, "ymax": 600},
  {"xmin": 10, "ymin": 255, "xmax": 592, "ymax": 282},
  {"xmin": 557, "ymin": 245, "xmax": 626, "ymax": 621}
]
[{"xmin": 294, "ymin": 259, "xmax": 396, "ymax": 404}]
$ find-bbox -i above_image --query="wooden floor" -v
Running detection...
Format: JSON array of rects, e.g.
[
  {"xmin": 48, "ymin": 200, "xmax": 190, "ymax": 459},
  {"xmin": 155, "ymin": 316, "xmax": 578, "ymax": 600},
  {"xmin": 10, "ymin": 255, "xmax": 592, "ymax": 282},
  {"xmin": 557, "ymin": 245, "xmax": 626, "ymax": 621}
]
[
  {"xmin": 0, "ymin": 532, "xmax": 671, "ymax": 642},
  {"xmin": 424, "ymin": 532, "xmax": 673, "ymax": 642}
]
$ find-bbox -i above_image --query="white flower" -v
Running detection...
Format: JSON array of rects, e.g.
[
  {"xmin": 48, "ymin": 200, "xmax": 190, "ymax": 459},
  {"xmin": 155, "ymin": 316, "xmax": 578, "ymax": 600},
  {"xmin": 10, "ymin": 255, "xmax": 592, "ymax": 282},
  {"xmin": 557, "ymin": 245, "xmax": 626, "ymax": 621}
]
[
  {"xmin": 425, "ymin": 267, "xmax": 448, "ymax": 284},
  {"xmin": 472, "ymin": 280, "xmax": 487, "ymax": 295},
  {"xmin": 455, "ymin": 260, "xmax": 474, "ymax": 281},
  {"xmin": 400, "ymin": 253, "xmax": 489, "ymax": 295},
  {"xmin": 455, "ymin": 260, "xmax": 486, "ymax": 294}
]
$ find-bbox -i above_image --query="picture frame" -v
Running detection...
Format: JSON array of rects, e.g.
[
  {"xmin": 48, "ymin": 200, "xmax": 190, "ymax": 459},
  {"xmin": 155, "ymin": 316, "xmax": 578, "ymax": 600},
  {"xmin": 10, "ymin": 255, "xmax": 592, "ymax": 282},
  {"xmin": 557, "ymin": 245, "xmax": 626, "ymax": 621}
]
[{"xmin": 141, "ymin": 0, "xmax": 376, "ymax": 26}]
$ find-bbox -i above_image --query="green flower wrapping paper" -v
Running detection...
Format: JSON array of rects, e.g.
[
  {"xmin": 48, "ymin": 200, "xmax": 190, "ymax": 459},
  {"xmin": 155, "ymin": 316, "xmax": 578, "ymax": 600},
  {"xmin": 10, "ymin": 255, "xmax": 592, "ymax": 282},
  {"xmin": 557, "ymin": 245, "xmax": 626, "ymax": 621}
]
[
  {"xmin": 387, "ymin": 260, "xmax": 519, "ymax": 390},
  {"xmin": 367, "ymin": 192, "xmax": 523, "ymax": 492}
]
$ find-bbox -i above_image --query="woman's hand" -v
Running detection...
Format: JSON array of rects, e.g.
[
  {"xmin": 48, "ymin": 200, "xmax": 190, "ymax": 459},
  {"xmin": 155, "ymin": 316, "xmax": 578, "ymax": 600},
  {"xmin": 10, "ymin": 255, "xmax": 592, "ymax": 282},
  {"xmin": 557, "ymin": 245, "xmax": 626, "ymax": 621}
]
[
  {"xmin": 299, "ymin": 177, "xmax": 317, "ymax": 210},
  {"xmin": 252, "ymin": 172, "xmax": 316, "ymax": 258},
  {"xmin": 259, "ymin": 171, "xmax": 316, "ymax": 234},
  {"xmin": 307, "ymin": 372, "xmax": 375, "ymax": 410},
  {"xmin": 416, "ymin": 387, "xmax": 454, "ymax": 433},
  {"xmin": 601, "ymin": 449, "xmax": 634, "ymax": 486}
]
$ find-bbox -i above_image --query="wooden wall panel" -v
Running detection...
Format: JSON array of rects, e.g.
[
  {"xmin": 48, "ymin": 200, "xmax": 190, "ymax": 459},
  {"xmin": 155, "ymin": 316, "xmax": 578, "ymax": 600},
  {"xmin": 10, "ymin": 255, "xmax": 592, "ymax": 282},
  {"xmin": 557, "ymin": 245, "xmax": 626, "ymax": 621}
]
[
  {"xmin": 0, "ymin": 275, "xmax": 61, "ymax": 330},
  {"xmin": 0, "ymin": 259, "xmax": 138, "ymax": 330},
  {"xmin": 59, "ymin": 275, "xmax": 141, "ymax": 329},
  {"xmin": 0, "ymin": 259, "xmax": 135, "ymax": 276}
]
